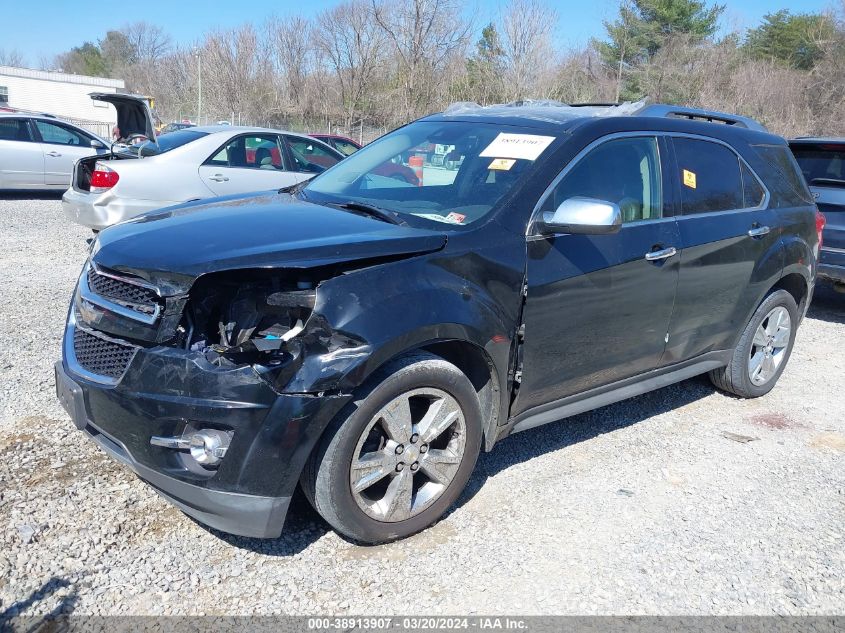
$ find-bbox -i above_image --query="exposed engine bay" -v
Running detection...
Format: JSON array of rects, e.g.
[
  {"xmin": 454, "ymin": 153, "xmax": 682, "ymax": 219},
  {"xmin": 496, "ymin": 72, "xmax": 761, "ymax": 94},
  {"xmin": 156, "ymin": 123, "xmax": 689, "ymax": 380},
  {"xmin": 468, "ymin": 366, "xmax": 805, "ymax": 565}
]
[{"xmin": 183, "ymin": 271, "xmax": 318, "ymax": 368}]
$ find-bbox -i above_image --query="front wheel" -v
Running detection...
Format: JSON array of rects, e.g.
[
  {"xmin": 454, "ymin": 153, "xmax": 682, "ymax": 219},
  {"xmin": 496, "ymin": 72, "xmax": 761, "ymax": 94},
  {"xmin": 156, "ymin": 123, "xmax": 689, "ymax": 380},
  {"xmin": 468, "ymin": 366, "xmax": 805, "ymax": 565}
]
[
  {"xmin": 709, "ymin": 289, "xmax": 799, "ymax": 398},
  {"xmin": 301, "ymin": 352, "xmax": 482, "ymax": 544}
]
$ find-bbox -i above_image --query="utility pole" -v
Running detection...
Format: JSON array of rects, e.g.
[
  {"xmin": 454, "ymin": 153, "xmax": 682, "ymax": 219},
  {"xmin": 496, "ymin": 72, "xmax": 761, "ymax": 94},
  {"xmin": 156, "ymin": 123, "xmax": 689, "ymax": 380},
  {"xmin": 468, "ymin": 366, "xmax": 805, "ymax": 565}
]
[{"xmin": 196, "ymin": 49, "xmax": 202, "ymax": 125}]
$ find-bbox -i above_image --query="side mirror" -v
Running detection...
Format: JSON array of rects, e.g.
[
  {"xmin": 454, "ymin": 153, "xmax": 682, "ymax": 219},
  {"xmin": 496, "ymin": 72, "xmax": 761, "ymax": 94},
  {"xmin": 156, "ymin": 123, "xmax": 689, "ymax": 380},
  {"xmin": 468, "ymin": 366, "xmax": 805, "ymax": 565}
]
[
  {"xmin": 538, "ymin": 197, "xmax": 622, "ymax": 235},
  {"xmin": 90, "ymin": 139, "xmax": 105, "ymax": 149}
]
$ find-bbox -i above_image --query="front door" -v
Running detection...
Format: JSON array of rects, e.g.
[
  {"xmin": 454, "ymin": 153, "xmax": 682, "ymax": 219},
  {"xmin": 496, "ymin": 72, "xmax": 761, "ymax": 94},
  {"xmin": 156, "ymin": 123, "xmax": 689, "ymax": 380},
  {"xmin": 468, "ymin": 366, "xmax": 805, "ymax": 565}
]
[
  {"xmin": 33, "ymin": 119, "xmax": 96, "ymax": 186},
  {"xmin": 513, "ymin": 135, "xmax": 680, "ymax": 416},
  {"xmin": 199, "ymin": 133, "xmax": 300, "ymax": 196},
  {"xmin": 0, "ymin": 118, "xmax": 44, "ymax": 188}
]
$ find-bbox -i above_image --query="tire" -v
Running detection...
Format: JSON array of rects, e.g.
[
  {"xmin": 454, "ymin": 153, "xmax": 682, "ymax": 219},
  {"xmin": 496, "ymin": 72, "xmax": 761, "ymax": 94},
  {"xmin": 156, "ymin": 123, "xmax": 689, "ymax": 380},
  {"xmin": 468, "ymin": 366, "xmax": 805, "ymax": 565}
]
[
  {"xmin": 301, "ymin": 351, "xmax": 482, "ymax": 544},
  {"xmin": 709, "ymin": 289, "xmax": 799, "ymax": 398}
]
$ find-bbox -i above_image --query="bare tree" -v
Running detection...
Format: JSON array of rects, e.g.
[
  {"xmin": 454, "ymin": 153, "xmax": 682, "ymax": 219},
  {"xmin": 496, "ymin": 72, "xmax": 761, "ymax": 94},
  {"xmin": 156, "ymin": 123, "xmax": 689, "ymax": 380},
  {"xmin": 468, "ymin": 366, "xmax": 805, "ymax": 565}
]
[
  {"xmin": 500, "ymin": 0, "xmax": 558, "ymax": 100},
  {"xmin": 315, "ymin": 1, "xmax": 386, "ymax": 128},
  {"xmin": 372, "ymin": 0, "xmax": 472, "ymax": 120},
  {"xmin": 123, "ymin": 22, "xmax": 172, "ymax": 63},
  {"xmin": 0, "ymin": 48, "xmax": 25, "ymax": 67},
  {"xmin": 269, "ymin": 15, "xmax": 314, "ymax": 115},
  {"xmin": 201, "ymin": 25, "xmax": 275, "ymax": 123}
]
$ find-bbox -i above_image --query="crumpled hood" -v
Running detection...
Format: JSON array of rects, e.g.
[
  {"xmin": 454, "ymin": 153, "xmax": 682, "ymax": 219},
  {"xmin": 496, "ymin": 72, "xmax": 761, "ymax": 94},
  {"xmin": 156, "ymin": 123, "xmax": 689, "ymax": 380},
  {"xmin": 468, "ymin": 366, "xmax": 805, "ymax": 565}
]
[{"xmin": 92, "ymin": 192, "xmax": 448, "ymax": 294}]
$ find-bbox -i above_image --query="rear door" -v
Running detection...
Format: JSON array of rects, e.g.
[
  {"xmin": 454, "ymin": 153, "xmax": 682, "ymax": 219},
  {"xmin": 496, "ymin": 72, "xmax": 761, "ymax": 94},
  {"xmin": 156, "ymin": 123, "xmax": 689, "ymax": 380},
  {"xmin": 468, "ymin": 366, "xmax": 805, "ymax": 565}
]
[
  {"xmin": 32, "ymin": 119, "xmax": 97, "ymax": 186},
  {"xmin": 0, "ymin": 118, "xmax": 44, "ymax": 188},
  {"xmin": 283, "ymin": 135, "xmax": 343, "ymax": 184},
  {"xmin": 198, "ymin": 133, "xmax": 300, "ymax": 195},
  {"xmin": 664, "ymin": 135, "xmax": 780, "ymax": 364},
  {"xmin": 789, "ymin": 142, "xmax": 845, "ymax": 273}
]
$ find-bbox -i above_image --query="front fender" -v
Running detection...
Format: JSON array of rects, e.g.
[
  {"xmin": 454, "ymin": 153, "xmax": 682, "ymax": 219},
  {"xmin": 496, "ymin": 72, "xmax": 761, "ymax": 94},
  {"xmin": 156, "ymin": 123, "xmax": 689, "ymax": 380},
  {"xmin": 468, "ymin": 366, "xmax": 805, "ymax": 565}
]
[{"xmin": 281, "ymin": 253, "xmax": 521, "ymax": 397}]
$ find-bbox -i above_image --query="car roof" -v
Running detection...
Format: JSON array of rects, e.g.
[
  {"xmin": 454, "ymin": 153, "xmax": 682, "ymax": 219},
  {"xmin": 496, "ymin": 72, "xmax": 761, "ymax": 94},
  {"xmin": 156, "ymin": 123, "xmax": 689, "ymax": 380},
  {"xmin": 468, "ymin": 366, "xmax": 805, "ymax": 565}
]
[
  {"xmin": 426, "ymin": 100, "xmax": 781, "ymax": 145},
  {"xmin": 191, "ymin": 125, "xmax": 311, "ymax": 137},
  {"xmin": 0, "ymin": 111, "xmax": 57, "ymax": 119},
  {"xmin": 789, "ymin": 137, "xmax": 845, "ymax": 145}
]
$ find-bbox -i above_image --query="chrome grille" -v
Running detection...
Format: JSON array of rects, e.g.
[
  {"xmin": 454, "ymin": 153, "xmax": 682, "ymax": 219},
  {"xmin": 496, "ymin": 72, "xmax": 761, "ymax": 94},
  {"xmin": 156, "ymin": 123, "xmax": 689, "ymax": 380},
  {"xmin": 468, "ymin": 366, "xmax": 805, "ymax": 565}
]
[
  {"xmin": 72, "ymin": 327, "xmax": 137, "ymax": 379},
  {"xmin": 87, "ymin": 267, "xmax": 158, "ymax": 316}
]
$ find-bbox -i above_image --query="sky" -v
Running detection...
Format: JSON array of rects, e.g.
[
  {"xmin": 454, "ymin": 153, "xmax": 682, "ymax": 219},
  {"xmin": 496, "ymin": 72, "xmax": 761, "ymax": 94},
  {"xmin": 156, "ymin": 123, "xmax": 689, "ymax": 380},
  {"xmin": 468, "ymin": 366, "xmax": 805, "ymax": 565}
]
[{"xmin": 1, "ymin": 0, "xmax": 837, "ymax": 68}]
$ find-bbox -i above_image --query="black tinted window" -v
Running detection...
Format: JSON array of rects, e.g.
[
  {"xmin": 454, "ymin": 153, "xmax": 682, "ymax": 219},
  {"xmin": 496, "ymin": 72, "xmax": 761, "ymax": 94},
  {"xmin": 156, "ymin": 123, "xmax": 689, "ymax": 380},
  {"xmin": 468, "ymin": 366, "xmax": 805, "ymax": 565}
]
[
  {"xmin": 741, "ymin": 162, "xmax": 766, "ymax": 208},
  {"xmin": 755, "ymin": 144, "xmax": 813, "ymax": 206},
  {"xmin": 790, "ymin": 144, "xmax": 845, "ymax": 186},
  {"xmin": 673, "ymin": 138, "xmax": 743, "ymax": 214},
  {"xmin": 138, "ymin": 129, "xmax": 208, "ymax": 155},
  {"xmin": 0, "ymin": 119, "xmax": 31, "ymax": 142},
  {"xmin": 541, "ymin": 136, "xmax": 663, "ymax": 223}
]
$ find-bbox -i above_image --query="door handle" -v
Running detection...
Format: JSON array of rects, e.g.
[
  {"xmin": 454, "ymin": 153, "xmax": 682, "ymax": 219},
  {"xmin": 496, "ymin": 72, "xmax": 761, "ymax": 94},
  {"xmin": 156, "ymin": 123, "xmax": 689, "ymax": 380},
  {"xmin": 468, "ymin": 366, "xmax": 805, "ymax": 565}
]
[
  {"xmin": 748, "ymin": 225, "xmax": 770, "ymax": 238},
  {"xmin": 644, "ymin": 246, "xmax": 677, "ymax": 261},
  {"xmin": 46, "ymin": 151, "xmax": 62, "ymax": 157},
  {"xmin": 207, "ymin": 174, "xmax": 229, "ymax": 182}
]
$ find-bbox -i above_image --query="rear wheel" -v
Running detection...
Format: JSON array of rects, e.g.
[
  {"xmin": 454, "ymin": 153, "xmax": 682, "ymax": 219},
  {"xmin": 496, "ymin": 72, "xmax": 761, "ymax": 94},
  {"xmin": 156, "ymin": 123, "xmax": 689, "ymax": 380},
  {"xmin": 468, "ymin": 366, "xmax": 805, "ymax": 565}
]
[
  {"xmin": 301, "ymin": 352, "xmax": 482, "ymax": 543},
  {"xmin": 709, "ymin": 289, "xmax": 798, "ymax": 398}
]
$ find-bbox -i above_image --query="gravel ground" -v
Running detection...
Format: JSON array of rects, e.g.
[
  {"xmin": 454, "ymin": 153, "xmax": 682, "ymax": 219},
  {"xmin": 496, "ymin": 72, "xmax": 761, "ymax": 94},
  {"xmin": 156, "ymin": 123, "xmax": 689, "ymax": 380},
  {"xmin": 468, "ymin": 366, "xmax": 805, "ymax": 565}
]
[{"xmin": 0, "ymin": 196, "xmax": 843, "ymax": 617}]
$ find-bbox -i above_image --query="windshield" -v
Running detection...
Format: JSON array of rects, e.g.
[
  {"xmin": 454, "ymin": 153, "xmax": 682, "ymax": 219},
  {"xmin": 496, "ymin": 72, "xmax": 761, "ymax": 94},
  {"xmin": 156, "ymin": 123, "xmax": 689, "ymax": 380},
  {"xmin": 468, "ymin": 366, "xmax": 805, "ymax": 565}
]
[
  {"xmin": 303, "ymin": 121, "xmax": 557, "ymax": 226},
  {"xmin": 791, "ymin": 144, "xmax": 845, "ymax": 186},
  {"xmin": 138, "ymin": 129, "xmax": 208, "ymax": 155}
]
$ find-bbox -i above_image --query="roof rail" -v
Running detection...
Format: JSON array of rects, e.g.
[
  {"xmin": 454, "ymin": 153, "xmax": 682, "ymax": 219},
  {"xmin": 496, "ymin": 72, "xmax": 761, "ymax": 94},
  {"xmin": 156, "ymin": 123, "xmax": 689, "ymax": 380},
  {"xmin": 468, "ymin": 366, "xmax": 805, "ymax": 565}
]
[{"xmin": 636, "ymin": 104, "xmax": 767, "ymax": 132}]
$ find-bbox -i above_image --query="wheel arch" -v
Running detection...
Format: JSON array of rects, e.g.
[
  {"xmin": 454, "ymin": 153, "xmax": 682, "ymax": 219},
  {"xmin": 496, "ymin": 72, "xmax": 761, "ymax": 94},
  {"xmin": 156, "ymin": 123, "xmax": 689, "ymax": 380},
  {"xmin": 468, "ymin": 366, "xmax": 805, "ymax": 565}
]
[
  {"xmin": 771, "ymin": 271, "xmax": 811, "ymax": 317},
  {"xmin": 339, "ymin": 333, "xmax": 506, "ymax": 453}
]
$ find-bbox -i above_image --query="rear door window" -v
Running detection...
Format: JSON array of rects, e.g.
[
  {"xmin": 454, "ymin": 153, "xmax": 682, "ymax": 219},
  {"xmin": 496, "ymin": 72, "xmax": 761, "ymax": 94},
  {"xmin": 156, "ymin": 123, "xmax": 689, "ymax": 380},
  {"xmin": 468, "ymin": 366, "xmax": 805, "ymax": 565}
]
[
  {"xmin": 672, "ymin": 138, "xmax": 744, "ymax": 214},
  {"xmin": 0, "ymin": 118, "xmax": 33, "ymax": 142},
  {"xmin": 285, "ymin": 136, "xmax": 341, "ymax": 173}
]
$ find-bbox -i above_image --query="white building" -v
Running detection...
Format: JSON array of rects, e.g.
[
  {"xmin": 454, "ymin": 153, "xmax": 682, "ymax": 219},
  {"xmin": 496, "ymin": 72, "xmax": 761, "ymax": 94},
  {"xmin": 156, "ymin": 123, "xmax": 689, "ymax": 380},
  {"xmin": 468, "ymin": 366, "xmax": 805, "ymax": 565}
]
[{"xmin": 0, "ymin": 66, "xmax": 125, "ymax": 137}]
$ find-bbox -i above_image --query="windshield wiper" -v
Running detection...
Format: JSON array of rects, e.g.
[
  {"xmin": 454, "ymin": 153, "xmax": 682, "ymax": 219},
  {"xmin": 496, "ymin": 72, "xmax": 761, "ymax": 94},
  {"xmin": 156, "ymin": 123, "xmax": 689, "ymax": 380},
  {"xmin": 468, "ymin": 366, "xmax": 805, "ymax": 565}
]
[{"xmin": 331, "ymin": 201, "xmax": 405, "ymax": 225}]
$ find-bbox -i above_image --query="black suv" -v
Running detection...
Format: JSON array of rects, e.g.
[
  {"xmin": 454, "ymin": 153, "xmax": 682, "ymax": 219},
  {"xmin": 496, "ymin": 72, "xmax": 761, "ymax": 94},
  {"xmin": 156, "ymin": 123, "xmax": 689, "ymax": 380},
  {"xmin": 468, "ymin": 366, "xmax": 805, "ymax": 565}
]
[
  {"xmin": 789, "ymin": 138, "xmax": 843, "ymax": 288},
  {"xmin": 56, "ymin": 102, "xmax": 821, "ymax": 544}
]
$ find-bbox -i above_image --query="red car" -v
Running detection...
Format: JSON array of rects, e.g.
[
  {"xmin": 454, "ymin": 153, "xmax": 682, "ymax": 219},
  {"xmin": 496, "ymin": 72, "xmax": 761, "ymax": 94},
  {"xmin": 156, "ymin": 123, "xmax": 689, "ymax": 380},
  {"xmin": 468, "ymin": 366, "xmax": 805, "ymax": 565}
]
[{"xmin": 310, "ymin": 133, "xmax": 420, "ymax": 185}]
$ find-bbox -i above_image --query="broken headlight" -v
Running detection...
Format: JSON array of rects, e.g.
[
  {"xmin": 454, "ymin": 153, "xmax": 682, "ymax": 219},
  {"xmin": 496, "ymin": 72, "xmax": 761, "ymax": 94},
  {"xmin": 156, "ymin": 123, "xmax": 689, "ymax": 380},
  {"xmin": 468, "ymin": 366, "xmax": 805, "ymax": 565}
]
[{"xmin": 185, "ymin": 274, "xmax": 317, "ymax": 368}]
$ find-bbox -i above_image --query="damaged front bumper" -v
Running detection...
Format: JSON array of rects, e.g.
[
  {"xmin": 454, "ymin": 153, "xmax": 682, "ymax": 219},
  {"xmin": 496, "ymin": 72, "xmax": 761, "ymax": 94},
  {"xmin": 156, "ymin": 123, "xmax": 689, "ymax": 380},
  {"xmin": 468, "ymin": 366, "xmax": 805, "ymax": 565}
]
[{"xmin": 56, "ymin": 336, "xmax": 351, "ymax": 537}]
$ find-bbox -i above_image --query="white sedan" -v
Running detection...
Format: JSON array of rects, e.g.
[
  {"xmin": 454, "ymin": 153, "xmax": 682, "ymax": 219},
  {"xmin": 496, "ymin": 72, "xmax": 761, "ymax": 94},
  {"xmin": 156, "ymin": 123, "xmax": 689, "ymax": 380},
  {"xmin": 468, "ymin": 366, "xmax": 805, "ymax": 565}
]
[
  {"xmin": 62, "ymin": 123, "xmax": 343, "ymax": 231},
  {"xmin": 0, "ymin": 113, "xmax": 109, "ymax": 190}
]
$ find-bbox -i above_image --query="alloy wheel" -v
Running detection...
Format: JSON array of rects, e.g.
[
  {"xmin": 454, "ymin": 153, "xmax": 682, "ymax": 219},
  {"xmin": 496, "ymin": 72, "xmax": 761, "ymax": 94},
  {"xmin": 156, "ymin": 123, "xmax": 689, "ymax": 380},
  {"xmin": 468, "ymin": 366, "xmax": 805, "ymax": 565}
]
[
  {"xmin": 349, "ymin": 388, "xmax": 466, "ymax": 522},
  {"xmin": 748, "ymin": 306, "xmax": 791, "ymax": 386}
]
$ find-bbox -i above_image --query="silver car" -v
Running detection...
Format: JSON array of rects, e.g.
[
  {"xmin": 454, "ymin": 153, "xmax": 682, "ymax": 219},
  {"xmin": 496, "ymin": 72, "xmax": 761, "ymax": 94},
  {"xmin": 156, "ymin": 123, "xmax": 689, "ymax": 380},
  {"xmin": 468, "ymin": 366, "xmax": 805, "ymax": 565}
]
[
  {"xmin": 0, "ymin": 112, "xmax": 108, "ymax": 190},
  {"xmin": 62, "ymin": 96, "xmax": 344, "ymax": 230}
]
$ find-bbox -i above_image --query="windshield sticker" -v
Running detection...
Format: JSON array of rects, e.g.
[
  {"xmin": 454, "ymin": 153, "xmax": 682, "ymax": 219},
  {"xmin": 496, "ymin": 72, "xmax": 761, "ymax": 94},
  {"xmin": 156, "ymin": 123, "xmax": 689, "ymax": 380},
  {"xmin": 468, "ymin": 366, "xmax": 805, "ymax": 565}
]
[
  {"xmin": 488, "ymin": 158, "xmax": 516, "ymax": 171},
  {"xmin": 480, "ymin": 133, "xmax": 555, "ymax": 160},
  {"xmin": 683, "ymin": 169, "xmax": 697, "ymax": 189},
  {"xmin": 413, "ymin": 213, "xmax": 464, "ymax": 225}
]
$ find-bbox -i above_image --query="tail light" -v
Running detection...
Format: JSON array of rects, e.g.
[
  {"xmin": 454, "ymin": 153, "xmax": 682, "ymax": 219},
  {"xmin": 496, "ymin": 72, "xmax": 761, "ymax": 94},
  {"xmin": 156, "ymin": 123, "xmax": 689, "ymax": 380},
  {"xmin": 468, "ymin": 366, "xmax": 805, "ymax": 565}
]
[
  {"xmin": 815, "ymin": 208, "xmax": 826, "ymax": 250},
  {"xmin": 90, "ymin": 162, "xmax": 119, "ymax": 192}
]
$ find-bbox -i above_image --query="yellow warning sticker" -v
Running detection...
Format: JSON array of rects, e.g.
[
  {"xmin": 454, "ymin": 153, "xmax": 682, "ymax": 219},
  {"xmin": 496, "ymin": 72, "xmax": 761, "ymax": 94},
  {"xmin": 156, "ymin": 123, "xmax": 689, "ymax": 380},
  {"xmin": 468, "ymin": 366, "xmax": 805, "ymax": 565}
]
[
  {"xmin": 488, "ymin": 158, "xmax": 516, "ymax": 171},
  {"xmin": 683, "ymin": 169, "xmax": 697, "ymax": 189}
]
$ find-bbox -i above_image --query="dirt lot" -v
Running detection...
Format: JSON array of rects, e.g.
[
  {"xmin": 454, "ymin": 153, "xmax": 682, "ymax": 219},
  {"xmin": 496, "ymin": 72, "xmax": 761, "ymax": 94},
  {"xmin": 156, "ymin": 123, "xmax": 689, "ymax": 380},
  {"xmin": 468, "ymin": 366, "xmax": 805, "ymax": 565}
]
[{"xmin": 0, "ymin": 195, "xmax": 843, "ymax": 617}]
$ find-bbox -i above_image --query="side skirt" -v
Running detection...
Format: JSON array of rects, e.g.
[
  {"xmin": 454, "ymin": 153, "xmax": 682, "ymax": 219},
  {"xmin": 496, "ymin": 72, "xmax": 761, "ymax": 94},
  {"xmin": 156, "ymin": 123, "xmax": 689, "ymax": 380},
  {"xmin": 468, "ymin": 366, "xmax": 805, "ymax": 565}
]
[{"xmin": 502, "ymin": 350, "xmax": 730, "ymax": 438}]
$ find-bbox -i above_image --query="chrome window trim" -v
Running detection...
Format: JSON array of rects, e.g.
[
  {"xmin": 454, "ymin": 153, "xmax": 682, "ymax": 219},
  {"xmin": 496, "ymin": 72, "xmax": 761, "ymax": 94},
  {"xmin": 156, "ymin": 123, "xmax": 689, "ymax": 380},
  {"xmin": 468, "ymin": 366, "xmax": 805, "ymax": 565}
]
[
  {"xmin": 527, "ymin": 130, "xmax": 772, "ymax": 237},
  {"xmin": 83, "ymin": 262, "xmax": 161, "ymax": 325},
  {"xmin": 64, "ymin": 310, "xmax": 139, "ymax": 386}
]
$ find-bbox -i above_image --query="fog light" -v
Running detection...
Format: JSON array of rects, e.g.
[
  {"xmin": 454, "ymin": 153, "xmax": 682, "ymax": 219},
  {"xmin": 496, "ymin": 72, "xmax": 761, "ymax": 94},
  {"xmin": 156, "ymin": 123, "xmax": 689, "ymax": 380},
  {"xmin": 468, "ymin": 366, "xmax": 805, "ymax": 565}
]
[
  {"xmin": 150, "ymin": 428, "xmax": 231, "ymax": 467},
  {"xmin": 188, "ymin": 430, "xmax": 229, "ymax": 466}
]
